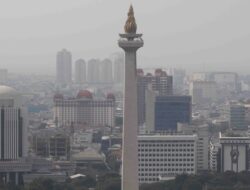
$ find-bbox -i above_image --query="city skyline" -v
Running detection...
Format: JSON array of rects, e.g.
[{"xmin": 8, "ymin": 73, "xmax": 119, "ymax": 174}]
[
  {"xmin": 1, "ymin": 1, "xmax": 250, "ymax": 74},
  {"xmin": 1, "ymin": 2, "xmax": 250, "ymax": 190}
]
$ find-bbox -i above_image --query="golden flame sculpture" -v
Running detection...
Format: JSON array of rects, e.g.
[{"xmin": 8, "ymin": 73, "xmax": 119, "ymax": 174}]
[{"xmin": 124, "ymin": 5, "xmax": 137, "ymax": 34}]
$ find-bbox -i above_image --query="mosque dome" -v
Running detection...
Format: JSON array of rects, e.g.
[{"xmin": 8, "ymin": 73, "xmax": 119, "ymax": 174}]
[
  {"xmin": 0, "ymin": 86, "xmax": 22, "ymax": 106},
  {"xmin": 0, "ymin": 86, "xmax": 19, "ymax": 99}
]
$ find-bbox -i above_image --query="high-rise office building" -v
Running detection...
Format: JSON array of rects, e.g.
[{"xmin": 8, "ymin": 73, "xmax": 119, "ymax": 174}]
[
  {"xmin": 100, "ymin": 59, "xmax": 113, "ymax": 83},
  {"xmin": 146, "ymin": 90, "xmax": 191, "ymax": 132},
  {"xmin": 230, "ymin": 103, "xmax": 247, "ymax": 130},
  {"xmin": 75, "ymin": 59, "xmax": 87, "ymax": 84},
  {"xmin": 169, "ymin": 68, "xmax": 186, "ymax": 93},
  {"xmin": 152, "ymin": 69, "xmax": 173, "ymax": 95},
  {"xmin": 118, "ymin": 5, "xmax": 143, "ymax": 190},
  {"xmin": 0, "ymin": 86, "xmax": 27, "ymax": 160},
  {"xmin": 137, "ymin": 69, "xmax": 173, "ymax": 125},
  {"xmin": 56, "ymin": 49, "xmax": 72, "ymax": 86},
  {"xmin": 87, "ymin": 59, "xmax": 100, "ymax": 83}
]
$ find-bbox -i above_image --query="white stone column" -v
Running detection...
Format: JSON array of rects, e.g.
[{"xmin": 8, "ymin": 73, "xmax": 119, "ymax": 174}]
[
  {"xmin": 122, "ymin": 50, "xmax": 138, "ymax": 190},
  {"xmin": 119, "ymin": 5, "xmax": 143, "ymax": 190}
]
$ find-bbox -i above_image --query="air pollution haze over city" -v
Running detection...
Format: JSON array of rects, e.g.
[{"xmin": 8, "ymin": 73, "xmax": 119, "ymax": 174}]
[
  {"xmin": 0, "ymin": 0, "xmax": 250, "ymax": 74},
  {"xmin": 2, "ymin": 1, "xmax": 250, "ymax": 190}
]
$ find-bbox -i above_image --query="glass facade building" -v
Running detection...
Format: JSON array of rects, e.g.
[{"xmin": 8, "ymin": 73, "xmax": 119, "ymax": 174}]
[{"xmin": 154, "ymin": 96, "xmax": 191, "ymax": 131}]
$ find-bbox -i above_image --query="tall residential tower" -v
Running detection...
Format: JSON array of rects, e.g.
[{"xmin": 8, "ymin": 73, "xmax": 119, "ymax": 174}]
[
  {"xmin": 75, "ymin": 59, "xmax": 87, "ymax": 84},
  {"xmin": 56, "ymin": 49, "xmax": 72, "ymax": 86}
]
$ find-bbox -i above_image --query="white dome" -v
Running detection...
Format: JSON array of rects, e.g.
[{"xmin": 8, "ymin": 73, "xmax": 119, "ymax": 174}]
[
  {"xmin": 0, "ymin": 86, "xmax": 21, "ymax": 103},
  {"xmin": 0, "ymin": 85, "xmax": 18, "ymax": 96}
]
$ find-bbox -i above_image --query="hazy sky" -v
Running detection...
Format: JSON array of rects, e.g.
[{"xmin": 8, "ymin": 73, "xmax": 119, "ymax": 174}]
[{"xmin": 0, "ymin": 0, "xmax": 250, "ymax": 75}]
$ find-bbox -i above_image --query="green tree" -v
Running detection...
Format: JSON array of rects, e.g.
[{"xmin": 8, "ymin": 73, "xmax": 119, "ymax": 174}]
[
  {"xmin": 182, "ymin": 177, "xmax": 202, "ymax": 190},
  {"xmin": 26, "ymin": 178, "xmax": 55, "ymax": 190}
]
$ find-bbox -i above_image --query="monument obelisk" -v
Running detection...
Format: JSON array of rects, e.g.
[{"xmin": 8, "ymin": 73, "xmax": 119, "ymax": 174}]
[{"xmin": 118, "ymin": 5, "xmax": 143, "ymax": 190}]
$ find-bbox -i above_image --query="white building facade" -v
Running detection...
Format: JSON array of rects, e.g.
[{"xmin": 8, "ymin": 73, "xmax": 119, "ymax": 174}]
[
  {"xmin": 219, "ymin": 133, "xmax": 250, "ymax": 173},
  {"xmin": 53, "ymin": 91, "xmax": 115, "ymax": 128},
  {"xmin": 138, "ymin": 134, "xmax": 197, "ymax": 184}
]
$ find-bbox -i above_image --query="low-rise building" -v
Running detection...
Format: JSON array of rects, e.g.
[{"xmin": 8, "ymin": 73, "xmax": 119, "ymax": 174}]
[
  {"xmin": 219, "ymin": 132, "xmax": 250, "ymax": 172},
  {"xmin": 31, "ymin": 129, "xmax": 70, "ymax": 160}
]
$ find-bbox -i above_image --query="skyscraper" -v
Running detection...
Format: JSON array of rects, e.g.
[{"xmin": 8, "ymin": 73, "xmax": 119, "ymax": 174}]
[
  {"xmin": 75, "ymin": 59, "xmax": 87, "ymax": 84},
  {"xmin": 56, "ymin": 49, "xmax": 72, "ymax": 86},
  {"xmin": 0, "ymin": 86, "xmax": 27, "ymax": 160},
  {"xmin": 87, "ymin": 59, "xmax": 100, "ymax": 83},
  {"xmin": 118, "ymin": 5, "xmax": 143, "ymax": 190},
  {"xmin": 137, "ymin": 69, "xmax": 173, "ymax": 125},
  {"xmin": 100, "ymin": 58, "xmax": 113, "ymax": 83},
  {"xmin": 113, "ymin": 53, "xmax": 125, "ymax": 84}
]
